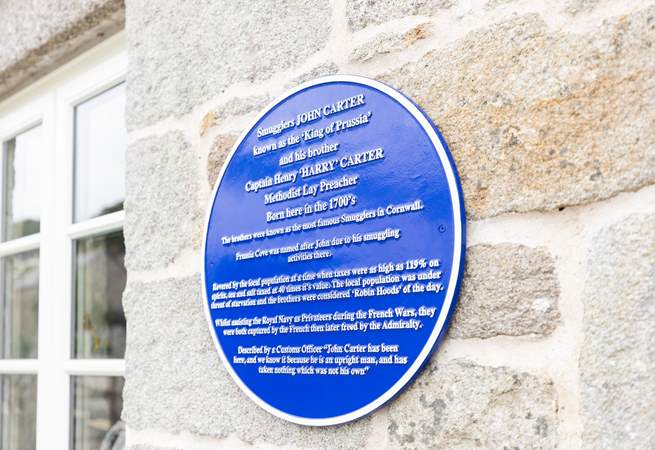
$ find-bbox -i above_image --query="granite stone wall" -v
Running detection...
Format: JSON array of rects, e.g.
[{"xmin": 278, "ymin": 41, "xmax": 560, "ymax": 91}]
[
  {"xmin": 0, "ymin": 0, "xmax": 124, "ymax": 99},
  {"xmin": 120, "ymin": 0, "xmax": 653, "ymax": 448}
]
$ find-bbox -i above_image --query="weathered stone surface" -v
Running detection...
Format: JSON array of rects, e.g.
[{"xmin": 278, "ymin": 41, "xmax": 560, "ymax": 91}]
[
  {"xmin": 213, "ymin": 94, "xmax": 271, "ymax": 121},
  {"xmin": 486, "ymin": 0, "xmax": 604, "ymax": 13},
  {"xmin": 565, "ymin": 0, "xmax": 603, "ymax": 15},
  {"xmin": 126, "ymin": 1, "xmax": 332, "ymax": 129},
  {"xmin": 346, "ymin": 0, "xmax": 454, "ymax": 31},
  {"xmin": 207, "ymin": 133, "xmax": 238, "ymax": 188},
  {"xmin": 484, "ymin": 0, "xmax": 516, "ymax": 8},
  {"xmin": 284, "ymin": 62, "xmax": 340, "ymax": 89},
  {"xmin": 450, "ymin": 244, "xmax": 560, "ymax": 338},
  {"xmin": 0, "ymin": 0, "xmax": 124, "ymax": 99},
  {"xmin": 349, "ymin": 23, "xmax": 430, "ymax": 62},
  {"xmin": 580, "ymin": 213, "xmax": 655, "ymax": 449},
  {"xmin": 382, "ymin": 9, "xmax": 655, "ymax": 218},
  {"xmin": 129, "ymin": 446, "xmax": 182, "ymax": 450},
  {"xmin": 124, "ymin": 132, "xmax": 203, "ymax": 271},
  {"xmin": 122, "ymin": 275, "xmax": 371, "ymax": 448},
  {"xmin": 388, "ymin": 359, "xmax": 558, "ymax": 449}
]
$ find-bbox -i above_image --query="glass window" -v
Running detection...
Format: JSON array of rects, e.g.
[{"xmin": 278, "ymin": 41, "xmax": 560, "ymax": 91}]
[
  {"xmin": 73, "ymin": 232, "xmax": 126, "ymax": 359},
  {"xmin": 1, "ymin": 250, "xmax": 39, "ymax": 359},
  {"xmin": 71, "ymin": 376, "xmax": 124, "ymax": 450},
  {"xmin": 74, "ymin": 83, "xmax": 126, "ymax": 222},
  {"xmin": 0, "ymin": 41, "xmax": 127, "ymax": 450},
  {"xmin": 0, "ymin": 375, "xmax": 37, "ymax": 450},
  {"xmin": 3, "ymin": 126, "xmax": 41, "ymax": 241}
]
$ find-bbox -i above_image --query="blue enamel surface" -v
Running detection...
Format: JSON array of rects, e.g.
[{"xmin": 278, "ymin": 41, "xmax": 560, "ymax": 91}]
[{"xmin": 203, "ymin": 79, "xmax": 465, "ymax": 422}]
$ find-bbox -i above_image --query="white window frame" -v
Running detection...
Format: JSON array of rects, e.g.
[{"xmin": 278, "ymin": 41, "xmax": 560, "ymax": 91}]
[{"xmin": 0, "ymin": 33, "xmax": 126, "ymax": 450}]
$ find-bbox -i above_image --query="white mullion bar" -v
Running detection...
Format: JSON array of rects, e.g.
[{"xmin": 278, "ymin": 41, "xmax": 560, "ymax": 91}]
[
  {"xmin": 67, "ymin": 210, "xmax": 124, "ymax": 240},
  {"xmin": 35, "ymin": 91, "xmax": 61, "ymax": 450},
  {"xmin": 0, "ymin": 360, "xmax": 39, "ymax": 374},
  {"xmin": 0, "ymin": 233, "xmax": 40, "ymax": 257},
  {"xmin": 63, "ymin": 359, "xmax": 125, "ymax": 376},
  {"xmin": 49, "ymin": 63, "xmax": 75, "ymax": 450}
]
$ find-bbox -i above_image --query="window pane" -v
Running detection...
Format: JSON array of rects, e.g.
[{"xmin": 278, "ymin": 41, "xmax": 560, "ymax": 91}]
[
  {"xmin": 0, "ymin": 375, "xmax": 37, "ymax": 450},
  {"xmin": 74, "ymin": 83, "xmax": 126, "ymax": 222},
  {"xmin": 3, "ymin": 126, "xmax": 41, "ymax": 241},
  {"xmin": 71, "ymin": 376, "xmax": 124, "ymax": 450},
  {"xmin": 1, "ymin": 250, "xmax": 39, "ymax": 359},
  {"xmin": 73, "ymin": 231, "xmax": 126, "ymax": 359}
]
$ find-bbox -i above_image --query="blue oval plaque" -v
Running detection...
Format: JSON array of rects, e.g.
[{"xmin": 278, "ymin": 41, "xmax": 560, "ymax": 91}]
[{"xmin": 202, "ymin": 76, "xmax": 466, "ymax": 426}]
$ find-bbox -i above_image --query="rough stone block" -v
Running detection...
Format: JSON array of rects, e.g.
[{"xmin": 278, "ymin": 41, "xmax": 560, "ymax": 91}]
[
  {"xmin": 580, "ymin": 213, "xmax": 655, "ymax": 449},
  {"xmin": 346, "ymin": 0, "xmax": 454, "ymax": 31},
  {"xmin": 382, "ymin": 9, "xmax": 655, "ymax": 218},
  {"xmin": 129, "ymin": 446, "xmax": 182, "ymax": 450},
  {"xmin": 122, "ymin": 275, "xmax": 371, "ymax": 448},
  {"xmin": 450, "ymin": 244, "xmax": 560, "ymax": 339},
  {"xmin": 565, "ymin": 0, "xmax": 603, "ymax": 15},
  {"xmin": 126, "ymin": 1, "xmax": 332, "ymax": 129},
  {"xmin": 284, "ymin": 62, "xmax": 340, "ymax": 89},
  {"xmin": 207, "ymin": 133, "xmax": 238, "ymax": 188},
  {"xmin": 124, "ymin": 132, "xmax": 203, "ymax": 271},
  {"xmin": 0, "ymin": 0, "xmax": 124, "ymax": 98},
  {"xmin": 388, "ymin": 359, "xmax": 558, "ymax": 449},
  {"xmin": 213, "ymin": 95, "xmax": 271, "ymax": 122},
  {"xmin": 349, "ymin": 23, "xmax": 430, "ymax": 62}
]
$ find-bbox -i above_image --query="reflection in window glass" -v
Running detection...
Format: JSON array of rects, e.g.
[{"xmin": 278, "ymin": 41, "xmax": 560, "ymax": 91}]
[
  {"xmin": 71, "ymin": 376, "xmax": 124, "ymax": 450},
  {"xmin": 1, "ymin": 250, "xmax": 39, "ymax": 359},
  {"xmin": 74, "ymin": 83, "xmax": 126, "ymax": 222},
  {"xmin": 73, "ymin": 231, "xmax": 126, "ymax": 359},
  {"xmin": 3, "ymin": 126, "xmax": 41, "ymax": 241},
  {"xmin": 0, "ymin": 375, "xmax": 37, "ymax": 450}
]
